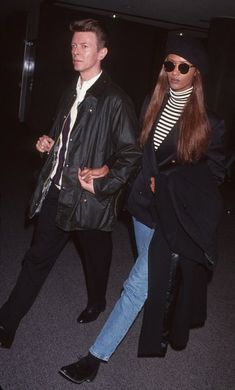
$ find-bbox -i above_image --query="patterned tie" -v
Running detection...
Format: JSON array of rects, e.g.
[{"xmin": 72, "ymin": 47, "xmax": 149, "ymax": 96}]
[{"xmin": 52, "ymin": 84, "xmax": 84, "ymax": 186}]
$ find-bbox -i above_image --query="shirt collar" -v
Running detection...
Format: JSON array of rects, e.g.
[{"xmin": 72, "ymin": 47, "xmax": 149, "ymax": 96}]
[{"xmin": 76, "ymin": 71, "xmax": 102, "ymax": 94}]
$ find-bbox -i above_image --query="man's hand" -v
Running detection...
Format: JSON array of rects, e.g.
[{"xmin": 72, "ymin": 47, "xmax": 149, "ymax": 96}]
[{"xmin": 36, "ymin": 135, "xmax": 54, "ymax": 153}]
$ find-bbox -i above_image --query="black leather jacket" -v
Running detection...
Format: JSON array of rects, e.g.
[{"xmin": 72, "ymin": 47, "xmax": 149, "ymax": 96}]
[{"xmin": 29, "ymin": 72, "xmax": 142, "ymax": 231}]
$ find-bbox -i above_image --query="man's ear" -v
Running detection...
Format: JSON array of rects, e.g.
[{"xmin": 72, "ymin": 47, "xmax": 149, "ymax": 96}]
[{"xmin": 98, "ymin": 47, "xmax": 108, "ymax": 61}]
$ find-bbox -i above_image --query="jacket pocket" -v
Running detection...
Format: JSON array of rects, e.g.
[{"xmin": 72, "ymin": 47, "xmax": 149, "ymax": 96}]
[{"xmin": 75, "ymin": 191, "xmax": 114, "ymax": 230}]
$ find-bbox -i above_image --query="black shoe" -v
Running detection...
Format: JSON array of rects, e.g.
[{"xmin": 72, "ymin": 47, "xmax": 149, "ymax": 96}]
[
  {"xmin": 0, "ymin": 325, "xmax": 15, "ymax": 349},
  {"xmin": 77, "ymin": 304, "xmax": 105, "ymax": 324},
  {"xmin": 59, "ymin": 356, "xmax": 99, "ymax": 384}
]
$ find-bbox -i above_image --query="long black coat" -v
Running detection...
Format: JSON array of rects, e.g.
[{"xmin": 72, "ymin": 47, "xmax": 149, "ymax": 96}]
[
  {"xmin": 127, "ymin": 108, "xmax": 226, "ymax": 357},
  {"xmin": 138, "ymin": 162, "xmax": 224, "ymax": 356}
]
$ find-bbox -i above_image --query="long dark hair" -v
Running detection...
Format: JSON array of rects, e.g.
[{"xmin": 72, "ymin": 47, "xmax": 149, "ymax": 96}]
[{"xmin": 140, "ymin": 66, "xmax": 211, "ymax": 162}]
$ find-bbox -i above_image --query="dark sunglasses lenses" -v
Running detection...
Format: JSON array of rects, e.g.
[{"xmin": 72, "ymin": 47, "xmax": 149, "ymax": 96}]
[{"xmin": 164, "ymin": 61, "xmax": 191, "ymax": 74}]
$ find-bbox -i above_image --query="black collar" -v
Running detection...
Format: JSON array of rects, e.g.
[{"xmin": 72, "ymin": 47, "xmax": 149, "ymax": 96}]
[{"xmin": 86, "ymin": 71, "xmax": 112, "ymax": 97}]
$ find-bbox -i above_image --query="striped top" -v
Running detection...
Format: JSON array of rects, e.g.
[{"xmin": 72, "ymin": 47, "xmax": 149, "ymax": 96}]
[{"xmin": 153, "ymin": 86, "xmax": 193, "ymax": 150}]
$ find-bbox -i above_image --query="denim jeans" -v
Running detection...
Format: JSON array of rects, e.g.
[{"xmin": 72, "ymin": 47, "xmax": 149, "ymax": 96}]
[{"xmin": 89, "ymin": 218, "xmax": 154, "ymax": 361}]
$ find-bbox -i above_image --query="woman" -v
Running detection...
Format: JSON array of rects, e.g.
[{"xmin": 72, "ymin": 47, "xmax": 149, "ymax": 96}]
[{"xmin": 59, "ymin": 36, "xmax": 226, "ymax": 384}]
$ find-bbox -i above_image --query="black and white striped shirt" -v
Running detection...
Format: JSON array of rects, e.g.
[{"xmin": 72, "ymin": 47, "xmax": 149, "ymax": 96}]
[{"xmin": 153, "ymin": 86, "xmax": 193, "ymax": 150}]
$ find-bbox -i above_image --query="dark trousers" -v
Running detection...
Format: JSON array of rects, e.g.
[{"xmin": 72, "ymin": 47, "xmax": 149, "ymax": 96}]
[{"xmin": 0, "ymin": 184, "xmax": 112, "ymax": 333}]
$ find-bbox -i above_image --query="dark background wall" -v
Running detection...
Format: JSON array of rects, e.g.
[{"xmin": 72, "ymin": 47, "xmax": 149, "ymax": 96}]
[
  {"xmin": 207, "ymin": 17, "xmax": 235, "ymax": 153},
  {"xmin": 1, "ymin": 2, "xmax": 235, "ymax": 155},
  {"xmin": 0, "ymin": 12, "xmax": 27, "ymax": 124},
  {"xmin": 26, "ymin": 2, "xmax": 167, "ymax": 134}
]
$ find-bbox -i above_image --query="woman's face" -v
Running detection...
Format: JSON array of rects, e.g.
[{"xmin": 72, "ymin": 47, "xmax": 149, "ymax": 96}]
[{"xmin": 164, "ymin": 53, "xmax": 197, "ymax": 91}]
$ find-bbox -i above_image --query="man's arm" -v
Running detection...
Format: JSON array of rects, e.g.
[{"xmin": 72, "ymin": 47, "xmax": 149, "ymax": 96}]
[{"xmin": 93, "ymin": 97, "xmax": 142, "ymax": 200}]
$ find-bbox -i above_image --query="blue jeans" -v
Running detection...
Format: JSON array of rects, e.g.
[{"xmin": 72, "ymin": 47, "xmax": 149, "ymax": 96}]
[{"xmin": 89, "ymin": 218, "xmax": 154, "ymax": 361}]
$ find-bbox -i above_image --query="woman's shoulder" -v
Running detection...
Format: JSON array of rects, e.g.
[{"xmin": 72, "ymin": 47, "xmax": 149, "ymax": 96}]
[{"xmin": 206, "ymin": 107, "xmax": 224, "ymax": 127}]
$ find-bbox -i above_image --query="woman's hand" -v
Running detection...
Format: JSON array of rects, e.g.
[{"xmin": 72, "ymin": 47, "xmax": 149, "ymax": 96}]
[
  {"xmin": 77, "ymin": 165, "xmax": 109, "ymax": 194},
  {"xmin": 150, "ymin": 177, "xmax": 155, "ymax": 193},
  {"xmin": 79, "ymin": 165, "xmax": 109, "ymax": 183},
  {"xmin": 78, "ymin": 168, "xmax": 95, "ymax": 194},
  {"xmin": 36, "ymin": 135, "xmax": 54, "ymax": 153}
]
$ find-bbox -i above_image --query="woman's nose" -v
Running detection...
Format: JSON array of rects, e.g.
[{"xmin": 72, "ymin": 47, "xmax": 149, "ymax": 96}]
[{"xmin": 172, "ymin": 65, "xmax": 180, "ymax": 74}]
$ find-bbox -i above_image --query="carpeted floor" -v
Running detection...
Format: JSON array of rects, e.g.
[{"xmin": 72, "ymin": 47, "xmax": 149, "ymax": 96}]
[{"xmin": 0, "ymin": 134, "xmax": 235, "ymax": 390}]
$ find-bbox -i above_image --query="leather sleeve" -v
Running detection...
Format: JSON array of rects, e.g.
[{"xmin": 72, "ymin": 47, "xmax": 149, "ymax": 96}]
[{"xmin": 94, "ymin": 96, "xmax": 142, "ymax": 201}]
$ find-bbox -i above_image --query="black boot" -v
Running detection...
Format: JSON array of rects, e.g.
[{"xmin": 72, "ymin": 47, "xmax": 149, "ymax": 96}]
[{"xmin": 59, "ymin": 353, "xmax": 101, "ymax": 384}]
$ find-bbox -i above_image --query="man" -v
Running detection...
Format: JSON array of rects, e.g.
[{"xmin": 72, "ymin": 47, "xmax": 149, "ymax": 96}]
[{"xmin": 0, "ymin": 19, "xmax": 141, "ymax": 348}]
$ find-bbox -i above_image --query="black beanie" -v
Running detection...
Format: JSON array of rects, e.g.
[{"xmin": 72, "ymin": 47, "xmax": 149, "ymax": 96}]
[{"xmin": 165, "ymin": 36, "xmax": 208, "ymax": 74}]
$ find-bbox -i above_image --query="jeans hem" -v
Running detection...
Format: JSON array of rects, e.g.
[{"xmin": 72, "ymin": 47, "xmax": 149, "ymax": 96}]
[{"xmin": 89, "ymin": 348, "xmax": 109, "ymax": 362}]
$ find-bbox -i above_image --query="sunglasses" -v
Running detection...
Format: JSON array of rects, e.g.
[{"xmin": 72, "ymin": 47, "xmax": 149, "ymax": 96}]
[{"xmin": 163, "ymin": 60, "xmax": 195, "ymax": 74}]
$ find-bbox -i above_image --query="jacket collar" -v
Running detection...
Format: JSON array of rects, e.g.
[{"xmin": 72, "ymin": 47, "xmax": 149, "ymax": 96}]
[
  {"xmin": 86, "ymin": 71, "xmax": 112, "ymax": 97},
  {"xmin": 70, "ymin": 71, "xmax": 111, "ymax": 100}
]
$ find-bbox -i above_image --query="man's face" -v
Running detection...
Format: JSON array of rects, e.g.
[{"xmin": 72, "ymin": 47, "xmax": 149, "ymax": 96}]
[{"xmin": 71, "ymin": 31, "xmax": 107, "ymax": 80}]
